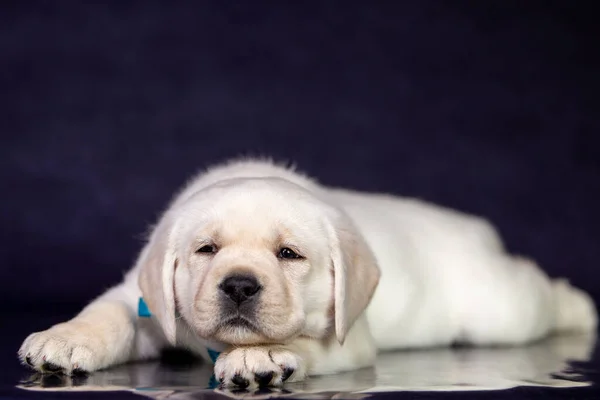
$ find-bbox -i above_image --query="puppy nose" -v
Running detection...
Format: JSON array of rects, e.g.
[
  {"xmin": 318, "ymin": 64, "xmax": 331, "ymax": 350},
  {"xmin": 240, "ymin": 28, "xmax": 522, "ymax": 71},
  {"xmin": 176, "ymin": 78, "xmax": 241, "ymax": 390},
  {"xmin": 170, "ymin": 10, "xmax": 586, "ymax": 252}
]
[{"xmin": 219, "ymin": 274, "xmax": 262, "ymax": 305}]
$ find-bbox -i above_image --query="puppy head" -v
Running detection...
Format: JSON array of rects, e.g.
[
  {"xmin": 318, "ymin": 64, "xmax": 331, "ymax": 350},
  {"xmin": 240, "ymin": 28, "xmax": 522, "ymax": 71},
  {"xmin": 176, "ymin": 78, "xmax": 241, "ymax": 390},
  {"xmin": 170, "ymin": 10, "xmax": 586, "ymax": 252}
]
[{"xmin": 138, "ymin": 177, "xmax": 380, "ymax": 345}]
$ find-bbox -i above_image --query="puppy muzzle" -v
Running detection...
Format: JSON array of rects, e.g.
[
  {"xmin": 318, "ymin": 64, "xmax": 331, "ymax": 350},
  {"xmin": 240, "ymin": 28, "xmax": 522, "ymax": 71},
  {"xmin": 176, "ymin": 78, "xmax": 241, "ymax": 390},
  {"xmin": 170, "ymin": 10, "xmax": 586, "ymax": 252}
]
[{"xmin": 218, "ymin": 273, "xmax": 262, "ymax": 328}]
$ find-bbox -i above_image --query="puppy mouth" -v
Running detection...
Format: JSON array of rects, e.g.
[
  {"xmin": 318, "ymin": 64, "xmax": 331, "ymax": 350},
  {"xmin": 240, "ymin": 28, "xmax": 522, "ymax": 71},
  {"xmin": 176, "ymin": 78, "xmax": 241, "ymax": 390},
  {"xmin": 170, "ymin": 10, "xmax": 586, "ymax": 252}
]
[{"xmin": 217, "ymin": 315, "xmax": 260, "ymax": 333}]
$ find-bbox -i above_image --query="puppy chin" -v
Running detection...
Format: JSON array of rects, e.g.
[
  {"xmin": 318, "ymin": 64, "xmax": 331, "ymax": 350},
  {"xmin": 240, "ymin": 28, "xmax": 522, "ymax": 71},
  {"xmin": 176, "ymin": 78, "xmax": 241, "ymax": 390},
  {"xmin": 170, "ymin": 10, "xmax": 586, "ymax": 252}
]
[
  {"xmin": 213, "ymin": 326, "xmax": 273, "ymax": 345},
  {"xmin": 194, "ymin": 316, "xmax": 305, "ymax": 345}
]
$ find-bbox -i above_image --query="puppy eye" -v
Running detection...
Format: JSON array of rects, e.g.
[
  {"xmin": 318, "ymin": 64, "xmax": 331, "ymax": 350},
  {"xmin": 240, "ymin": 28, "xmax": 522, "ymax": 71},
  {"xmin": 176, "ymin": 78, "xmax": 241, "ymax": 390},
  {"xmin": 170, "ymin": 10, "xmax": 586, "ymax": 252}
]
[
  {"xmin": 196, "ymin": 245, "xmax": 216, "ymax": 254},
  {"xmin": 278, "ymin": 247, "xmax": 303, "ymax": 260}
]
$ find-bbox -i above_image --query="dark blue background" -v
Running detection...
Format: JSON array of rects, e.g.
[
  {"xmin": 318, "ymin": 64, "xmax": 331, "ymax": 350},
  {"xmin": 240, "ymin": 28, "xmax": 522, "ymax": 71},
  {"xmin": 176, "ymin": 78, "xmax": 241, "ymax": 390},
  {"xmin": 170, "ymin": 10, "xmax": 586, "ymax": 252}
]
[{"xmin": 2, "ymin": 1, "xmax": 599, "ymax": 319}]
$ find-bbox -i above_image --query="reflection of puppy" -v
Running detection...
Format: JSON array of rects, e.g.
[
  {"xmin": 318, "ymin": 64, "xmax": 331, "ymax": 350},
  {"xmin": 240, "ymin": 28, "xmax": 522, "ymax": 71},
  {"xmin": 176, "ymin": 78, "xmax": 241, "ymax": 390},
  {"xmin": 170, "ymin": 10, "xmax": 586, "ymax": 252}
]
[{"xmin": 18, "ymin": 159, "xmax": 598, "ymax": 388}]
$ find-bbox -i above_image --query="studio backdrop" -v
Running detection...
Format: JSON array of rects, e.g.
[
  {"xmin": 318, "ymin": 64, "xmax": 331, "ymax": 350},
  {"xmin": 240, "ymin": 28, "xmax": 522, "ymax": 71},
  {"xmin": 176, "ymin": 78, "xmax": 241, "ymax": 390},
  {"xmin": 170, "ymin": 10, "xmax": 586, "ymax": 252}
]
[{"xmin": 1, "ymin": 2, "xmax": 598, "ymax": 316}]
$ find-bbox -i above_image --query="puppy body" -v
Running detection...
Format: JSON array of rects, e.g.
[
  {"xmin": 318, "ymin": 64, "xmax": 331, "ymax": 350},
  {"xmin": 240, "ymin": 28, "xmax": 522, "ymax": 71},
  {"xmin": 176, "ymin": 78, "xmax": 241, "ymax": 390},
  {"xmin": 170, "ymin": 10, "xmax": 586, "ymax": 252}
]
[{"xmin": 20, "ymin": 159, "xmax": 597, "ymax": 387}]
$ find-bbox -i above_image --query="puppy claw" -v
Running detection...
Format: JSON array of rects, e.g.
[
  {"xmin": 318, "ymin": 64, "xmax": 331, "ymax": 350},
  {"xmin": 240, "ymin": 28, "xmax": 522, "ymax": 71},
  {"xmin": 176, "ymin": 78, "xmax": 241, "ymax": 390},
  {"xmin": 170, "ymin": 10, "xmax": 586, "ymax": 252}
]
[
  {"xmin": 72, "ymin": 367, "xmax": 89, "ymax": 376},
  {"xmin": 281, "ymin": 367, "xmax": 294, "ymax": 382},
  {"xmin": 25, "ymin": 355, "xmax": 34, "ymax": 367},
  {"xmin": 41, "ymin": 362, "xmax": 64, "ymax": 374},
  {"xmin": 231, "ymin": 374, "xmax": 249, "ymax": 388},
  {"xmin": 254, "ymin": 371, "xmax": 274, "ymax": 387}
]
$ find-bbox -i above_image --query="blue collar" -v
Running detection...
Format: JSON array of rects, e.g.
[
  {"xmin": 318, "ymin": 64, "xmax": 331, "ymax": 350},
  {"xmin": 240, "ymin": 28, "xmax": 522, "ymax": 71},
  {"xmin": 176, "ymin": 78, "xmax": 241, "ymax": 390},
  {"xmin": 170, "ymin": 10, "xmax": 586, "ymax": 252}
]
[{"xmin": 138, "ymin": 297, "xmax": 221, "ymax": 363}]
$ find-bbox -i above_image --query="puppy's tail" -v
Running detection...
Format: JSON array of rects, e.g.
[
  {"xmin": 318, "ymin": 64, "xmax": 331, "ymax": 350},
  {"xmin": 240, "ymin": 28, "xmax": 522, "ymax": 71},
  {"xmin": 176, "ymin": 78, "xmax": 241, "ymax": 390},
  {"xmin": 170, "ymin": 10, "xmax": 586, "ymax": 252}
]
[{"xmin": 552, "ymin": 278, "xmax": 598, "ymax": 333}]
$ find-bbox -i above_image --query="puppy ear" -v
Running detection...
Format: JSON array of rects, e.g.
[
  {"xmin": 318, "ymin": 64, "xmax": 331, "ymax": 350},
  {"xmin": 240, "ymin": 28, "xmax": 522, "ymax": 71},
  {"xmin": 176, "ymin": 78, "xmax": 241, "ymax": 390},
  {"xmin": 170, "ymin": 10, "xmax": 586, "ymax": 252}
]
[
  {"xmin": 325, "ymin": 210, "xmax": 380, "ymax": 344},
  {"xmin": 137, "ymin": 214, "xmax": 178, "ymax": 344}
]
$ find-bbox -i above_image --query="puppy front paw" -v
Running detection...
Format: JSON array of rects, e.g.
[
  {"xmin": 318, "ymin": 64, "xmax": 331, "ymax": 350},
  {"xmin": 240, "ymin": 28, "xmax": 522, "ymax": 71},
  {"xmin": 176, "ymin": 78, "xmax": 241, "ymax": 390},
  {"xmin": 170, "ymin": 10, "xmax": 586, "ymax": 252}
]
[
  {"xmin": 214, "ymin": 346, "xmax": 305, "ymax": 388},
  {"xmin": 18, "ymin": 320, "xmax": 127, "ymax": 375}
]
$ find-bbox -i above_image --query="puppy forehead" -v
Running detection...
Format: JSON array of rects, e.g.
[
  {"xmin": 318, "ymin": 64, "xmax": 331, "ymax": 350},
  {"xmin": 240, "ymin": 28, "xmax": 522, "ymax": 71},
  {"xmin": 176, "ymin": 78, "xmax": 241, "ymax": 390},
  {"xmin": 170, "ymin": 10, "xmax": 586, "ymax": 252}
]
[
  {"xmin": 181, "ymin": 179, "xmax": 327, "ymax": 244},
  {"xmin": 212, "ymin": 202, "xmax": 315, "ymax": 245}
]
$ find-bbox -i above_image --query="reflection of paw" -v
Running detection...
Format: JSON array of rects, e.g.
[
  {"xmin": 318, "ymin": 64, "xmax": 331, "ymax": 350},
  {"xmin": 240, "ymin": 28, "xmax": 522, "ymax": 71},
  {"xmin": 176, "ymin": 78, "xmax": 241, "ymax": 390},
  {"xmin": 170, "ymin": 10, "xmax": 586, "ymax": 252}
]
[
  {"xmin": 214, "ymin": 346, "xmax": 305, "ymax": 388},
  {"xmin": 18, "ymin": 321, "xmax": 113, "ymax": 375},
  {"xmin": 215, "ymin": 387, "xmax": 294, "ymax": 399},
  {"xmin": 19, "ymin": 372, "xmax": 90, "ymax": 389}
]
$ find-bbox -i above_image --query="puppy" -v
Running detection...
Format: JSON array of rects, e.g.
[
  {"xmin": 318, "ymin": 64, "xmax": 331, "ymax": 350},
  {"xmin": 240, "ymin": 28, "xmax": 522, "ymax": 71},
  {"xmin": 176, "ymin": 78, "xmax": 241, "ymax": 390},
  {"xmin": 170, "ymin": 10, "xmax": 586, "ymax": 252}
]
[{"xmin": 19, "ymin": 158, "xmax": 598, "ymax": 388}]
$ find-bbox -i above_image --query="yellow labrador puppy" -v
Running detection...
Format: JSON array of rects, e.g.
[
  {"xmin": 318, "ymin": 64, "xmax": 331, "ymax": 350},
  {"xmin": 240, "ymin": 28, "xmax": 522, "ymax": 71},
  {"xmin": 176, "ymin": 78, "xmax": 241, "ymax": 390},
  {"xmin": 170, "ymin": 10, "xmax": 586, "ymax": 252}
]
[{"xmin": 19, "ymin": 159, "xmax": 597, "ymax": 388}]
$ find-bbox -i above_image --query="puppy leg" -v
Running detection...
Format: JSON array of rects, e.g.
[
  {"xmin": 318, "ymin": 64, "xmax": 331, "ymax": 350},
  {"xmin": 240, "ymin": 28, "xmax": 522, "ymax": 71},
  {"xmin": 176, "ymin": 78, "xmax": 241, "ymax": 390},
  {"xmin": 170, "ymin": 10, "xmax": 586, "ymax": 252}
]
[
  {"xmin": 552, "ymin": 277, "xmax": 597, "ymax": 333},
  {"xmin": 215, "ymin": 316, "xmax": 377, "ymax": 388},
  {"xmin": 18, "ymin": 269, "xmax": 164, "ymax": 374},
  {"xmin": 460, "ymin": 256, "xmax": 597, "ymax": 345}
]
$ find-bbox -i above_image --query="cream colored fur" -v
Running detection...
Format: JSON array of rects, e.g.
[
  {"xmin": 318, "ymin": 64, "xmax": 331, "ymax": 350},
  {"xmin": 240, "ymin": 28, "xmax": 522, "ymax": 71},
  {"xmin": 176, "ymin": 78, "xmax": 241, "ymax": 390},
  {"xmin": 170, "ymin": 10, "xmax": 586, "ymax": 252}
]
[{"xmin": 19, "ymin": 158, "xmax": 598, "ymax": 388}]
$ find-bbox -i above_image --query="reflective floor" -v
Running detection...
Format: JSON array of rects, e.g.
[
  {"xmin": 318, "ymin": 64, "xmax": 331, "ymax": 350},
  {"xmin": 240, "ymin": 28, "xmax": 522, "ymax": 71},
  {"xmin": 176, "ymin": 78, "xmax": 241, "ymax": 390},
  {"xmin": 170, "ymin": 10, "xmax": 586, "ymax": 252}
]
[{"xmin": 11, "ymin": 332, "xmax": 599, "ymax": 400}]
